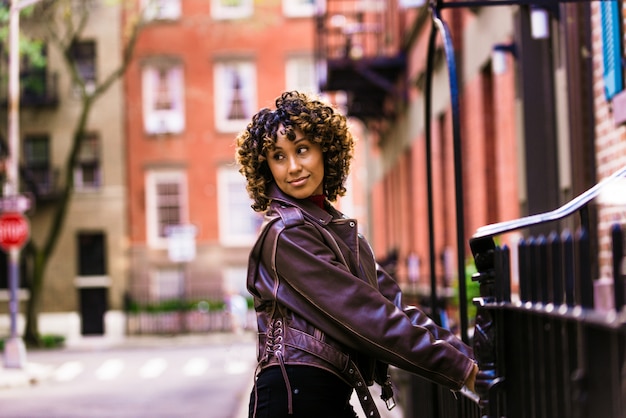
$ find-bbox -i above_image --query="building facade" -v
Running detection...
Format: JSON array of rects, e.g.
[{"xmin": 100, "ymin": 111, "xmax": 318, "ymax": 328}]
[
  {"xmin": 3, "ymin": 0, "xmax": 624, "ymax": 343},
  {"xmin": 0, "ymin": 1, "xmax": 128, "ymax": 341},
  {"xmin": 592, "ymin": 1, "xmax": 626, "ymax": 290},
  {"xmin": 122, "ymin": 0, "xmax": 326, "ymax": 322},
  {"xmin": 316, "ymin": 0, "xmax": 620, "ymax": 327}
]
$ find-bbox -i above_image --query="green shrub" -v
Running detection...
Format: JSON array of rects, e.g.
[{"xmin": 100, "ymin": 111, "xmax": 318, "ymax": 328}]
[
  {"xmin": 40, "ymin": 334, "xmax": 65, "ymax": 349},
  {"xmin": 126, "ymin": 298, "xmax": 228, "ymax": 314}
]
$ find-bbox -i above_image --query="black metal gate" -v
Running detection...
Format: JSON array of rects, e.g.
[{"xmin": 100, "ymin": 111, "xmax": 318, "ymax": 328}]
[
  {"xmin": 412, "ymin": 0, "xmax": 626, "ymax": 416},
  {"xmin": 468, "ymin": 169, "xmax": 626, "ymax": 418}
]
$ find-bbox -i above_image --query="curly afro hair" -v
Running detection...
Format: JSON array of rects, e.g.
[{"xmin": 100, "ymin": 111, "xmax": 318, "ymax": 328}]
[{"xmin": 235, "ymin": 91, "xmax": 355, "ymax": 212}]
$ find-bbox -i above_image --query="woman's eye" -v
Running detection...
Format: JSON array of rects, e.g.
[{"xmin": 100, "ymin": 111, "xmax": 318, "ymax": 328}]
[
  {"xmin": 272, "ymin": 153, "xmax": 284, "ymax": 161},
  {"xmin": 297, "ymin": 146, "xmax": 308, "ymax": 154}
]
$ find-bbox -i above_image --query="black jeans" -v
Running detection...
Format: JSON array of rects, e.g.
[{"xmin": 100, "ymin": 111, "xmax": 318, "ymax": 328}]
[{"xmin": 249, "ymin": 365, "xmax": 358, "ymax": 418}]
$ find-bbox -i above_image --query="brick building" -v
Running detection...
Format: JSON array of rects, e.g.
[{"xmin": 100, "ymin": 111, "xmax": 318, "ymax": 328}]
[
  {"xmin": 315, "ymin": 1, "xmax": 613, "ymax": 327},
  {"xmin": 2, "ymin": 0, "xmax": 624, "ymax": 343},
  {"xmin": 0, "ymin": 2, "xmax": 128, "ymax": 340},
  {"xmin": 591, "ymin": 1, "xmax": 626, "ymax": 287},
  {"xmin": 122, "ymin": 0, "xmax": 325, "ymax": 315}
]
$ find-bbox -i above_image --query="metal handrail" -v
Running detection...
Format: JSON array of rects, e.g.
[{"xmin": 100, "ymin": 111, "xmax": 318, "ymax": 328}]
[{"xmin": 473, "ymin": 165, "xmax": 626, "ymax": 239}]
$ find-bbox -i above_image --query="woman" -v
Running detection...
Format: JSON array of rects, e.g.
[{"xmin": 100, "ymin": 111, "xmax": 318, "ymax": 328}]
[{"xmin": 236, "ymin": 91, "xmax": 478, "ymax": 418}]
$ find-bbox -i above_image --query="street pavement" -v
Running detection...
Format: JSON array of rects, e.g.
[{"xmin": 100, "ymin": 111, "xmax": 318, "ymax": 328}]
[
  {"xmin": 1, "ymin": 331, "xmax": 404, "ymax": 418},
  {"xmin": 1, "ymin": 332, "xmax": 256, "ymax": 418},
  {"xmin": 0, "ymin": 332, "xmax": 255, "ymax": 389}
]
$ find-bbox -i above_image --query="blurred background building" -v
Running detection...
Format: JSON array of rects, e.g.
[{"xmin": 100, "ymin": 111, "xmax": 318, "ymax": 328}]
[{"xmin": 0, "ymin": 0, "xmax": 624, "ymax": 343}]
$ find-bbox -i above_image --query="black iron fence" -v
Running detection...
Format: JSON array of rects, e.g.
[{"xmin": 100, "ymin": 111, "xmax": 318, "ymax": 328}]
[
  {"xmin": 400, "ymin": 168, "xmax": 626, "ymax": 417},
  {"xmin": 467, "ymin": 168, "xmax": 626, "ymax": 418},
  {"xmin": 123, "ymin": 292, "xmax": 255, "ymax": 335}
]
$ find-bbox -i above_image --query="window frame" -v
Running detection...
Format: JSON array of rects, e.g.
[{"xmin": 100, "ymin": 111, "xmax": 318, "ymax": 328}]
[
  {"xmin": 142, "ymin": 62, "xmax": 186, "ymax": 136},
  {"xmin": 142, "ymin": 0, "xmax": 182, "ymax": 21},
  {"xmin": 282, "ymin": 0, "xmax": 318, "ymax": 18},
  {"xmin": 23, "ymin": 134, "xmax": 55, "ymax": 196},
  {"xmin": 214, "ymin": 60, "xmax": 257, "ymax": 133},
  {"xmin": 600, "ymin": 0, "xmax": 624, "ymax": 100},
  {"xmin": 217, "ymin": 165, "xmax": 262, "ymax": 246},
  {"xmin": 145, "ymin": 169, "xmax": 189, "ymax": 249},
  {"xmin": 285, "ymin": 54, "xmax": 318, "ymax": 93},
  {"xmin": 70, "ymin": 39, "xmax": 97, "ymax": 94},
  {"xmin": 76, "ymin": 232, "xmax": 107, "ymax": 277},
  {"xmin": 150, "ymin": 267, "xmax": 184, "ymax": 301},
  {"xmin": 211, "ymin": 0, "xmax": 253, "ymax": 20},
  {"xmin": 73, "ymin": 132, "xmax": 102, "ymax": 191}
]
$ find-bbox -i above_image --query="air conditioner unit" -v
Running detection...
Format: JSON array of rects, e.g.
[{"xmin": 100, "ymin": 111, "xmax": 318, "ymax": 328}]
[{"xmin": 146, "ymin": 113, "xmax": 184, "ymax": 135}]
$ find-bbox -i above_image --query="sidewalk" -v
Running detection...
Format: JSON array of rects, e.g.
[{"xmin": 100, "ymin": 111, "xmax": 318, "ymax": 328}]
[{"xmin": 0, "ymin": 331, "xmax": 256, "ymax": 390}]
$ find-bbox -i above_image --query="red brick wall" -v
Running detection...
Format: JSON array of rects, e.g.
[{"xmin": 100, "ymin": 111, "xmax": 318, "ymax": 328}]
[
  {"xmin": 369, "ymin": 8, "xmax": 520, "ymax": 288},
  {"xmin": 591, "ymin": 2, "xmax": 626, "ymax": 281},
  {"xmin": 124, "ymin": 1, "xmax": 315, "ymax": 245}
]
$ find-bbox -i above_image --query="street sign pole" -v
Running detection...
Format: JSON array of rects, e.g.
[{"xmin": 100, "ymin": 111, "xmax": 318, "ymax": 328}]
[
  {"xmin": 3, "ymin": 0, "xmax": 41, "ymax": 369},
  {"xmin": 4, "ymin": 247, "xmax": 26, "ymax": 369}
]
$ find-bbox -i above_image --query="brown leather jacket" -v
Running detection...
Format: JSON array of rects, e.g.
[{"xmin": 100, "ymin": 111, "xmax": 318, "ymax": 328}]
[{"xmin": 247, "ymin": 184, "xmax": 475, "ymax": 416}]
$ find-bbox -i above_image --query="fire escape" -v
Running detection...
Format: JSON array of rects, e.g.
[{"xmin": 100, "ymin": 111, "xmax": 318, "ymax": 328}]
[
  {"xmin": 0, "ymin": 44, "xmax": 60, "ymax": 204},
  {"xmin": 315, "ymin": 0, "xmax": 407, "ymax": 122}
]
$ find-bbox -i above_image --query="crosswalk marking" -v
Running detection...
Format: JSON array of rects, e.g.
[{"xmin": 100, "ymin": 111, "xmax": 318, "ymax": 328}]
[
  {"xmin": 53, "ymin": 361, "xmax": 84, "ymax": 382},
  {"xmin": 47, "ymin": 357, "xmax": 253, "ymax": 383},
  {"xmin": 225, "ymin": 360, "xmax": 248, "ymax": 375},
  {"xmin": 95, "ymin": 359, "xmax": 125, "ymax": 380},
  {"xmin": 140, "ymin": 357, "xmax": 168, "ymax": 379},
  {"xmin": 183, "ymin": 357, "xmax": 209, "ymax": 377}
]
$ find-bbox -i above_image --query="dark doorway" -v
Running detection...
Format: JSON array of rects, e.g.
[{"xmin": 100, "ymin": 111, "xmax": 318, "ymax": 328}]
[
  {"xmin": 79, "ymin": 287, "xmax": 107, "ymax": 335},
  {"xmin": 77, "ymin": 232, "xmax": 108, "ymax": 335}
]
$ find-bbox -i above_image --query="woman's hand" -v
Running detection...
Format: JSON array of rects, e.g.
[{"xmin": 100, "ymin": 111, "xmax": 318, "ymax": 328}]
[{"xmin": 464, "ymin": 363, "xmax": 479, "ymax": 393}]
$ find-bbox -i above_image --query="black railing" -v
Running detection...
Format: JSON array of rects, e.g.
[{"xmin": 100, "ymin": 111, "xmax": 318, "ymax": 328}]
[
  {"xmin": 469, "ymin": 166, "xmax": 626, "ymax": 418},
  {"xmin": 417, "ymin": 0, "xmax": 625, "ymax": 415},
  {"xmin": 123, "ymin": 291, "xmax": 254, "ymax": 335},
  {"xmin": 0, "ymin": 70, "xmax": 59, "ymax": 108}
]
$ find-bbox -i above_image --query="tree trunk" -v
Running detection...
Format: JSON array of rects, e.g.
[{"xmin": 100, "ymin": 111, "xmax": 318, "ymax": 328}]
[{"xmin": 24, "ymin": 251, "xmax": 46, "ymax": 347}]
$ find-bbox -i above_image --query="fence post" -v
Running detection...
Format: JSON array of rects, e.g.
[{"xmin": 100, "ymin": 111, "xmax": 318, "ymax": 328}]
[{"xmin": 469, "ymin": 236, "xmax": 504, "ymax": 417}]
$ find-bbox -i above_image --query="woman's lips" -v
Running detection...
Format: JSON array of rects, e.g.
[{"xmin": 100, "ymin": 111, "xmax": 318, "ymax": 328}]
[{"xmin": 289, "ymin": 176, "xmax": 308, "ymax": 187}]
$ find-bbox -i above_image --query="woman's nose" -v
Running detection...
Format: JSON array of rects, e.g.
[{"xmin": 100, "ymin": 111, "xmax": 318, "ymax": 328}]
[{"xmin": 287, "ymin": 155, "xmax": 301, "ymax": 172}]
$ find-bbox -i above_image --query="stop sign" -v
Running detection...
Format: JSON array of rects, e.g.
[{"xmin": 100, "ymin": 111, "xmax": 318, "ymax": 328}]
[{"xmin": 0, "ymin": 212, "xmax": 30, "ymax": 251}]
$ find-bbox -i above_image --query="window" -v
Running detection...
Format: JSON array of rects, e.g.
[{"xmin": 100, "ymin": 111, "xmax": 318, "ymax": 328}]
[
  {"xmin": 74, "ymin": 132, "xmax": 101, "ymax": 190},
  {"xmin": 70, "ymin": 40, "xmax": 96, "ymax": 94},
  {"xmin": 211, "ymin": 0, "xmax": 253, "ymax": 20},
  {"xmin": 19, "ymin": 44, "xmax": 49, "ymax": 103},
  {"xmin": 214, "ymin": 60, "xmax": 256, "ymax": 133},
  {"xmin": 150, "ymin": 268, "xmax": 183, "ymax": 301},
  {"xmin": 145, "ymin": 169, "xmax": 188, "ymax": 248},
  {"xmin": 71, "ymin": 0, "xmax": 98, "ymax": 13},
  {"xmin": 77, "ymin": 232, "xmax": 107, "ymax": 276},
  {"xmin": 282, "ymin": 0, "xmax": 317, "ymax": 17},
  {"xmin": 142, "ymin": 62, "xmax": 185, "ymax": 135},
  {"xmin": 223, "ymin": 267, "xmax": 248, "ymax": 295},
  {"xmin": 24, "ymin": 135, "xmax": 55, "ymax": 195},
  {"xmin": 217, "ymin": 165, "xmax": 263, "ymax": 246},
  {"xmin": 600, "ymin": 0, "xmax": 623, "ymax": 100},
  {"xmin": 142, "ymin": 0, "xmax": 181, "ymax": 21},
  {"xmin": 285, "ymin": 55, "xmax": 317, "ymax": 93}
]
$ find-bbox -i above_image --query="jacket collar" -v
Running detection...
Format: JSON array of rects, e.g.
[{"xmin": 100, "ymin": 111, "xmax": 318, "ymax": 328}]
[{"xmin": 267, "ymin": 182, "xmax": 335, "ymax": 226}]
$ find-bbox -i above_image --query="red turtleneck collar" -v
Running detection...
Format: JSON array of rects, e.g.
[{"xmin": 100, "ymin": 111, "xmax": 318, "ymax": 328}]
[{"xmin": 308, "ymin": 195, "xmax": 326, "ymax": 210}]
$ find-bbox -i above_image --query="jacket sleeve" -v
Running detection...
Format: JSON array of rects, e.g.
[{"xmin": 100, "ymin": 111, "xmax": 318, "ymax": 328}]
[
  {"xmin": 267, "ymin": 221, "xmax": 475, "ymax": 391},
  {"xmin": 375, "ymin": 264, "xmax": 474, "ymax": 360}
]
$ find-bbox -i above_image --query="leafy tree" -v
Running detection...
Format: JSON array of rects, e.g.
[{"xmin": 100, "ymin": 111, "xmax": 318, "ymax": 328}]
[
  {"xmin": 0, "ymin": 4, "xmax": 47, "ymax": 100},
  {"xmin": 2, "ymin": 0, "xmax": 146, "ymax": 346}
]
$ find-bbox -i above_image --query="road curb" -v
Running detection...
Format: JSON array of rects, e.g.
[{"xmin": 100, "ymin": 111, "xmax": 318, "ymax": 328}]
[
  {"xmin": 0, "ymin": 362, "xmax": 52, "ymax": 389},
  {"xmin": 0, "ymin": 331, "xmax": 256, "ymax": 390}
]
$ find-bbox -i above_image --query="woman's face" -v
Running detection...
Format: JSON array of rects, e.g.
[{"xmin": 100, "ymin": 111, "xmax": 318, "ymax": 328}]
[{"xmin": 266, "ymin": 128, "xmax": 324, "ymax": 200}]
